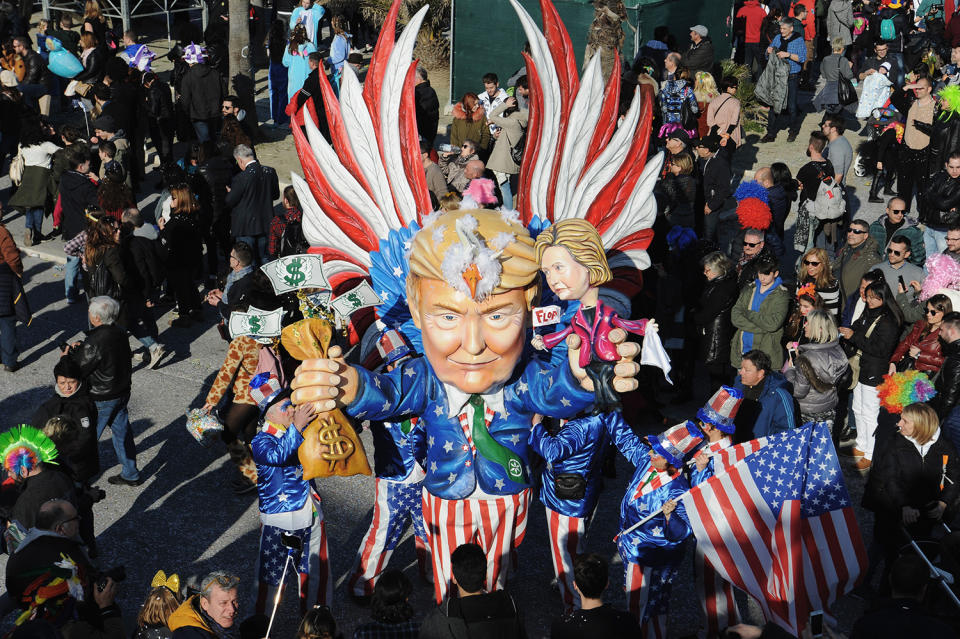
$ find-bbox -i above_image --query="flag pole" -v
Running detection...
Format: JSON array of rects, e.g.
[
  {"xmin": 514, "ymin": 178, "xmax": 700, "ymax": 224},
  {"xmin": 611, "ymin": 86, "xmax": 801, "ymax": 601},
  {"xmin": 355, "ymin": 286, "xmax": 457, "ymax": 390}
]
[{"xmin": 613, "ymin": 493, "xmax": 688, "ymax": 542}]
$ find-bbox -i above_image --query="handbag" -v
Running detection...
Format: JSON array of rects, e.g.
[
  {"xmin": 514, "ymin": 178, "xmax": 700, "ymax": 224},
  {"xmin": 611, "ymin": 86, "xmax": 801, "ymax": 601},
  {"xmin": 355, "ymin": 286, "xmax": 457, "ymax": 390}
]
[
  {"xmin": 680, "ymin": 95, "xmax": 698, "ymax": 131},
  {"xmin": 846, "ymin": 315, "xmax": 881, "ymax": 390},
  {"xmin": 509, "ymin": 130, "xmax": 526, "ymax": 165},
  {"xmin": 8, "ymin": 145, "xmax": 23, "ymax": 186},
  {"xmin": 837, "ymin": 64, "xmax": 858, "ymax": 106},
  {"xmin": 554, "ymin": 473, "xmax": 587, "ymax": 500},
  {"xmin": 185, "ymin": 408, "xmax": 224, "ymax": 447}
]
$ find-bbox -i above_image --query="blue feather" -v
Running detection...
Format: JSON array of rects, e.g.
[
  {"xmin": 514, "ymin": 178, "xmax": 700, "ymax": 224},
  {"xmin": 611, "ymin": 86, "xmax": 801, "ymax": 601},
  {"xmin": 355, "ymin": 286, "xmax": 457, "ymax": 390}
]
[{"xmin": 369, "ymin": 224, "xmax": 422, "ymax": 353}]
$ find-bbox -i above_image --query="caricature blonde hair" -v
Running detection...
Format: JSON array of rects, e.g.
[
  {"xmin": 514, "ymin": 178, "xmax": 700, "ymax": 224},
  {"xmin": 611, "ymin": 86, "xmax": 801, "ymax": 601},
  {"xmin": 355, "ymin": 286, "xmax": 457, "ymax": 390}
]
[
  {"xmin": 534, "ymin": 218, "xmax": 612, "ymax": 286},
  {"xmin": 406, "ymin": 209, "xmax": 539, "ymax": 311}
]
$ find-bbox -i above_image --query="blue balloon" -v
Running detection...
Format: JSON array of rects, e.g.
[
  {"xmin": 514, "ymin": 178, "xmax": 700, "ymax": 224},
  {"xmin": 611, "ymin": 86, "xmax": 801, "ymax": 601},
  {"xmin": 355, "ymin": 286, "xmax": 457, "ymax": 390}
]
[{"xmin": 46, "ymin": 38, "xmax": 83, "ymax": 78}]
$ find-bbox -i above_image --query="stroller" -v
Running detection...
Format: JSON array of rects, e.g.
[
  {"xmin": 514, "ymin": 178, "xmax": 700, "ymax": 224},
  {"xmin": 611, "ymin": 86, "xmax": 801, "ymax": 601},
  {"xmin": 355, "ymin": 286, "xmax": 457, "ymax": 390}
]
[{"xmin": 896, "ymin": 521, "xmax": 960, "ymax": 632}]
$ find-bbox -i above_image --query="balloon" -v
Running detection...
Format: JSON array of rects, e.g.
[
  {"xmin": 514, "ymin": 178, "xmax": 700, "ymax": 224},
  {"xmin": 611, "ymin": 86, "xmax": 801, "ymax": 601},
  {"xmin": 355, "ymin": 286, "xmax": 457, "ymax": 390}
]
[{"xmin": 45, "ymin": 38, "xmax": 83, "ymax": 78}]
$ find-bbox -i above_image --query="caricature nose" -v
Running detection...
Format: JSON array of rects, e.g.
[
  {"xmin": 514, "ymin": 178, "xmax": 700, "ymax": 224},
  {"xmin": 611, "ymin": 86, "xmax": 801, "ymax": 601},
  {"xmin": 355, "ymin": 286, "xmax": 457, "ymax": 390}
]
[{"xmin": 462, "ymin": 315, "xmax": 484, "ymax": 355}]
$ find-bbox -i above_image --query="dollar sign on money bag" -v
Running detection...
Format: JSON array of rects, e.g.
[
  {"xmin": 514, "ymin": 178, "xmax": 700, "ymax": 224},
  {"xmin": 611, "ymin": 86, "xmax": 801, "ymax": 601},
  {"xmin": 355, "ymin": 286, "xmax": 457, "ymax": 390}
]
[
  {"xmin": 283, "ymin": 257, "xmax": 307, "ymax": 288},
  {"xmin": 346, "ymin": 292, "xmax": 362, "ymax": 309},
  {"xmin": 247, "ymin": 315, "xmax": 262, "ymax": 334}
]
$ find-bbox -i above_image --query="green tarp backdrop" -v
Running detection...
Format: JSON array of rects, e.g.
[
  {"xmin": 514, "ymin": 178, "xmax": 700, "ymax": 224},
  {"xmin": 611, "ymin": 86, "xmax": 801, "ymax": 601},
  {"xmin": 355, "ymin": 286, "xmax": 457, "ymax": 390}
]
[{"xmin": 450, "ymin": 0, "xmax": 734, "ymax": 104}]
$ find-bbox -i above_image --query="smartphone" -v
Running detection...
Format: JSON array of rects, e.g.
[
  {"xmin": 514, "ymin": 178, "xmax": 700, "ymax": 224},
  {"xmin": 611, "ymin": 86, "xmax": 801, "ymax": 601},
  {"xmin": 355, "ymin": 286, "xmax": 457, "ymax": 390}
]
[
  {"xmin": 898, "ymin": 275, "xmax": 906, "ymax": 292},
  {"xmin": 58, "ymin": 342, "xmax": 70, "ymax": 352},
  {"xmin": 810, "ymin": 610, "xmax": 824, "ymax": 639},
  {"xmin": 280, "ymin": 532, "xmax": 303, "ymax": 551}
]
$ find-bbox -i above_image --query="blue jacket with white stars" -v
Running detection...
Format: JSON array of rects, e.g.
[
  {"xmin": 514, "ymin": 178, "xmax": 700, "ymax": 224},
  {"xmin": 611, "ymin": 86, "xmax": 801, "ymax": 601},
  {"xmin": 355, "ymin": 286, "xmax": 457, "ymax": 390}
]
[
  {"xmin": 346, "ymin": 356, "xmax": 593, "ymax": 500},
  {"xmin": 528, "ymin": 413, "xmax": 611, "ymax": 518},
  {"xmin": 370, "ymin": 417, "xmax": 426, "ymax": 482},
  {"xmin": 688, "ymin": 439, "xmax": 734, "ymax": 487},
  {"xmin": 607, "ymin": 413, "xmax": 691, "ymax": 566},
  {"xmin": 251, "ymin": 422, "xmax": 311, "ymax": 515}
]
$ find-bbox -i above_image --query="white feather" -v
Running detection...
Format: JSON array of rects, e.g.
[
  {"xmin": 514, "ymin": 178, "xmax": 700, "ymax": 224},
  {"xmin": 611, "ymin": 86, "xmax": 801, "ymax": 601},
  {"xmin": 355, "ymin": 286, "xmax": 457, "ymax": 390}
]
[
  {"xmin": 323, "ymin": 259, "xmax": 370, "ymax": 281},
  {"xmin": 551, "ymin": 52, "xmax": 605, "ymax": 217},
  {"xmin": 338, "ymin": 64, "xmax": 400, "ymax": 234},
  {"xmin": 379, "ymin": 5, "xmax": 430, "ymax": 226},
  {"xmin": 608, "ymin": 248, "xmax": 651, "ymax": 273},
  {"xmin": 599, "ymin": 152, "xmax": 662, "ymax": 248},
  {"xmin": 508, "ymin": 0, "xmax": 561, "ymax": 219},
  {"xmin": 294, "ymin": 173, "xmax": 372, "ymax": 268},
  {"xmin": 302, "ymin": 108, "xmax": 384, "ymax": 234},
  {"xmin": 561, "ymin": 85, "xmax": 644, "ymax": 221}
]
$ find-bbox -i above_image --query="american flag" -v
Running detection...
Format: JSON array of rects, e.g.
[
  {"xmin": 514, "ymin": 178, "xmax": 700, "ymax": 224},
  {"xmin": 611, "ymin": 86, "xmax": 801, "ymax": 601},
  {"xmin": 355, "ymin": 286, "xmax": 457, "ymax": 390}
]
[{"xmin": 681, "ymin": 423, "xmax": 868, "ymax": 635}]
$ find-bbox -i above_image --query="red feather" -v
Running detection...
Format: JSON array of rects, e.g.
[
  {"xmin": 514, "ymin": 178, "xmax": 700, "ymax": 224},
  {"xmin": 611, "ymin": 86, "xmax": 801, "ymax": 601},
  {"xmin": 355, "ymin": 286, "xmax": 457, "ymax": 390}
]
[
  {"xmin": 581, "ymin": 55, "xmax": 622, "ymax": 180},
  {"xmin": 518, "ymin": 52, "xmax": 544, "ymax": 223},
  {"xmin": 362, "ymin": 0, "xmax": 403, "ymax": 136},
  {"xmin": 398, "ymin": 59, "xmax": 431, "ymax": 222}
]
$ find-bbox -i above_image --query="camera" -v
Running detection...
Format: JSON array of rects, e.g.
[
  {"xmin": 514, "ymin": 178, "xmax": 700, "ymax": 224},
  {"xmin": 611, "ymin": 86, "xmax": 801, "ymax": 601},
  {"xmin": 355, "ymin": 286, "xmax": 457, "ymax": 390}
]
[{"xmin": 96, "ymin": 566, "xmax": 126, "ymax": 591}]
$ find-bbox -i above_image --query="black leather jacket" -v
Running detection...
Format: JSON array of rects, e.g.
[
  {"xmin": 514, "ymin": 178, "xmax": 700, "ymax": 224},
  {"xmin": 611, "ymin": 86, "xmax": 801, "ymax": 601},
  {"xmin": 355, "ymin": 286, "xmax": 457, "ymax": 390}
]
[
  {"xmin": 694, "ymin": 272, "xmax": 739, "ymax": 366},
  {"xmin": 21, "ymin": 49, "xmax": 47, "ymax": 84},
  {"xmin": 66, "ymin": 324, "xmax": 132, "ymax": 401},
  {"xmin": 922, "ymin": 169, "xmax": 960, "ymax": 227},
  {"xmin": 934, "ymin": 339, "xmax": 960, "ymax": 419}
]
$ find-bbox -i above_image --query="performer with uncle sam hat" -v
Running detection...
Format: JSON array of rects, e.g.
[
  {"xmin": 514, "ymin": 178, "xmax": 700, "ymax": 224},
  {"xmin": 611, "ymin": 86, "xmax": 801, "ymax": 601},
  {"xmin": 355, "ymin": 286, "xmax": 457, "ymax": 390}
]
[
  {"xmin": 348, "ymin": 328, "xmax": 432, "ymax": 599},
  {"xmin": 689, "ymin": 386, "xmax": 744, "ymax": 638},
  {"xmin": 249, "ymin": 373, "xmax": 332, "ymax": 614},
  {"xmin": 608, "ymin": 418, "xmax": 703, "ymax": 637}
]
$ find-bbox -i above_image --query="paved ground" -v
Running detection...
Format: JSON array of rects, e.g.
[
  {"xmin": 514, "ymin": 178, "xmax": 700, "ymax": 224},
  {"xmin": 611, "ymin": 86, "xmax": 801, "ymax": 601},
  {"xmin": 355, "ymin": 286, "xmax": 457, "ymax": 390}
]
[{"xmin": 0, "ymin": 30, "xmax": 893, "ymax": 637}]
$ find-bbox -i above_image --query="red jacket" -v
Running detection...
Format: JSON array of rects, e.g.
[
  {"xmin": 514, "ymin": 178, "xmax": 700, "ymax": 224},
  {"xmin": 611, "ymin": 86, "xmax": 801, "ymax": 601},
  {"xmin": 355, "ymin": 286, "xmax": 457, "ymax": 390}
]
[
  {"xmin": 541, "ymin": 299, "xmax": 649, "ymax": 367},
  {"xmin": 790, "ymin": 1, "xmax": 816, "ymax": 40},
  {"xmin": 890, "ymin": 321, "xmax": 945, "ymax": 373},
  {"xmin": 737, "ymin": 0, "xmax": 768, "ymax": 43}
]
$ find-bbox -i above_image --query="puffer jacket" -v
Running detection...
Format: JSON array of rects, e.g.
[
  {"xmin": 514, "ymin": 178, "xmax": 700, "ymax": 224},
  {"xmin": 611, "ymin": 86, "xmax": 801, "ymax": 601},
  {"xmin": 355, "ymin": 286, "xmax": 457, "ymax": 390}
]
[
  {"xmin": 785, "ymin": 340, "xmax": 850, "ymax": 415},
  {"xmin": 65, "ymin": 324, "xmax": 132, "ymax": 401},
  {"xmin": 923, "ymin": 169, "xmax": 960, "ymax": 228},
  {"xmin": 842, "ymin": 306, "xmax": 899, "ymax": 387},
  {"xmin": 933, "ymin": 339, "xmax": 960, "ymax": 419},
  {"xmin": 826, "ymin": 0, "xmax": 855, "ymax": 47},
  {"xmin": 694, "ymin": 272, "xmax": 738, "ymax": 366},
  {"xmin": 890, "ymin": 320, "xmax": 944, "ymax": 374}
]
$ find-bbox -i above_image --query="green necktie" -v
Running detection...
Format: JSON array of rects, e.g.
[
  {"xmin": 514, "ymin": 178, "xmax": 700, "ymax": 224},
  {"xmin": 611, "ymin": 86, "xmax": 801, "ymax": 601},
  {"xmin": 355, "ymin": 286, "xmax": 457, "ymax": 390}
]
[{"xmin": 468, "ymin": 394, "xmax": 526, "ymax": 484}]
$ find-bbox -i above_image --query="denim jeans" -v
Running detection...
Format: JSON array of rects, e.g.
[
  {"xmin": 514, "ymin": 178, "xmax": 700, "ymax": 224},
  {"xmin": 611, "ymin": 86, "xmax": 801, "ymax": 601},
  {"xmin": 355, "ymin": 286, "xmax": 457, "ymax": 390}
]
[
  {"xmin": 767, "ymin": 73, "xmax": 800, "ymax": 136},
  {"xmin": 237, "ymin": 235, "xmax": 269, "ymax": 265},
  {"xmin": 744, "ymin": 43, "xmax": 762, "ymax": 80},
  {"xmin": 0, "ymin": 315, "xmax": 17, "ymax": 367},
  {"xmin": 499, "ymin": 177, "xmax": 513, "ymax": 210},
  {"xmin": 95, "ymin": 394, "xmax": 139, "ymax": 481},
  {"xmin": 24, "ymin": 207, "xmax": 43, "ymax": 232},
  {"xmin": 192, "ymin": 119, "xmax": 216, "ymax": 143},
  {"xmin": 923, "ymin": 226, "xmax": 947, "ymax": 261},
  {"xmin": 65, "ymin": 255, "xmax": 82, "ymax": 303}
]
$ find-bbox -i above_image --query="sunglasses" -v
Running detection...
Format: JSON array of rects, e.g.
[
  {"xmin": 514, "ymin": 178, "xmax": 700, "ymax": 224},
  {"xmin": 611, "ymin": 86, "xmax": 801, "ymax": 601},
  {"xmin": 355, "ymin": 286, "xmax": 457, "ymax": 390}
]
[
  {"xmin": 803, "ymin": 260, "xmax": 821, "ymax": 266},
  {"xmin": 889, "ymin": 209, "xmax": 906, "ymax": 214},
  {"xmin": 743, "ymin": 240, "xmax": 761, "ymax": 247},
  {"xmin": 926, "ymin": 308, "xmax": 942, "ymax": 315},
  {"xmin": 848, "ymin": 229, "xmax": 867, "ymax": 234},
  {"xmin": 886, "ymin": 248, "xmax": 903, "ymax": 256}
]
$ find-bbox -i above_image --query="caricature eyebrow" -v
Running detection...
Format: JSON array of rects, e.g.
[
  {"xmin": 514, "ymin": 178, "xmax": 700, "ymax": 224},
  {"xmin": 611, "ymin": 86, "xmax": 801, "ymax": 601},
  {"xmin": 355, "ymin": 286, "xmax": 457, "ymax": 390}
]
[{"xmin": 480, "ymin": 301, "xmax": 521, "ymax": 315}]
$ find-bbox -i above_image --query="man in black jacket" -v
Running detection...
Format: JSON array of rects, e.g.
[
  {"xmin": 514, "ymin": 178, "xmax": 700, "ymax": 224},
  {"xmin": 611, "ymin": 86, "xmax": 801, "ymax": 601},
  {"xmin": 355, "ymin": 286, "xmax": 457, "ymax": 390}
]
[
  {"xmin": 695, "ymin": 134, "xmax": 732, "ymax": 245},
  {"xmin": 180, "ymin": 51, "xmax": 225, "ymax": 142},
  {"xmin": 419, "ymin": 543, "xmax": 526, "ymax": 639},
  {"xmin": 63, "ymin": 296, "xmax": 140, "ymax": 486},
  {"xmin": 935, "ymin": 312, "xmax": 960, "ymax": 451},
  {"xmin": 225, "ymin": 145, "xmax": 279, "ymax": 265},
  {"xmin": 415, "ymin": 65, "xmax": 440, "ymax": 147},
  {"xmin": 293, "ymin": 52, "xmax": 331, "ymax": 142},
  {"xmin": 142, "ymin": 72, "xmax": 175, "ymax": 166},
  {"xmin": 681, "ymin": 25, "xmax": 714, "ymax": 74},
  {"xmin": 60, "ymin": 145, "xmax": 99, "ymax": 305},
  {"xmin": 922, "ymin": 152, "xmax": 960, "ymax": 257},
  {"xmin": 12, "ymin": 36, "xmax": 50, "ymax": 115}
]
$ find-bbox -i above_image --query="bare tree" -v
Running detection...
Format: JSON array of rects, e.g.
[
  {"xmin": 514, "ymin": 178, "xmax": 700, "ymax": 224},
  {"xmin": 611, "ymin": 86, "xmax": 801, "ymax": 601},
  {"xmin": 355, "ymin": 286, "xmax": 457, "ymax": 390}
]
[{"xmin": 228, "ymin": 0, "xmax": 259, "ymax": 139}]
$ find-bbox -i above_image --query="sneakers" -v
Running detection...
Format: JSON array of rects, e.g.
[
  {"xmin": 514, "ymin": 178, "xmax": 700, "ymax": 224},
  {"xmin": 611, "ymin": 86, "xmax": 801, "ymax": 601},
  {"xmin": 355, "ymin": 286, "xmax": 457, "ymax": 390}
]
[
  {"xmin": 107, "ymin": 474, "xmax": 143, "ymax": 487},
  {"xmin": 147, "ymin": 344, "xmax": 167, "ymax": 370}
]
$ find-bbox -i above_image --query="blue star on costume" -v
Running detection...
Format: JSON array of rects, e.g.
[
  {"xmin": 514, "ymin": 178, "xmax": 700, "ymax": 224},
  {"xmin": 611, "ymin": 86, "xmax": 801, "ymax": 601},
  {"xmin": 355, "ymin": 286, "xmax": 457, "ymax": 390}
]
[{"xmin": 258, "ymin": 523, "xmax": 313, "ymax": 585}]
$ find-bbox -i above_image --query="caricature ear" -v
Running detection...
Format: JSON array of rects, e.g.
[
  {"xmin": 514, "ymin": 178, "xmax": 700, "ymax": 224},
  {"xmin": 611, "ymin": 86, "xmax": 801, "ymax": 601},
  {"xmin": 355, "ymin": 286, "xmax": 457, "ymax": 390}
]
[{"xmin": 407, "ymin": 277, "xmax": 423, "ymax": 329}]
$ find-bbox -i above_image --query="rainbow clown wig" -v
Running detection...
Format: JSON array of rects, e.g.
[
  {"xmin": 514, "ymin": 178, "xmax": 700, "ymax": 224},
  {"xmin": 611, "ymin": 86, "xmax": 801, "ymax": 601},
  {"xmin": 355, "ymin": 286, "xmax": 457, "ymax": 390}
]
[
  {"xmin": 734, "ymin": 180, "xmax": 772, "ymax": 231},
  {"xmin": 877, "ymin": 370, "xmax": 938, "ymax": 414},
  {"xmin": 0, "ymin": 426, "xmax": 58, "ymax": 478}
]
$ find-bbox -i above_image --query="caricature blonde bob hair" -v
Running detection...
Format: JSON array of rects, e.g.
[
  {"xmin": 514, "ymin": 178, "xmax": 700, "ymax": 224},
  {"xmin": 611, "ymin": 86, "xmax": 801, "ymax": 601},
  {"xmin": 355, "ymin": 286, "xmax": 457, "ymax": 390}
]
[{"xmin": 534, "ymin": 218, "xmax": 612, "ymax": 286}]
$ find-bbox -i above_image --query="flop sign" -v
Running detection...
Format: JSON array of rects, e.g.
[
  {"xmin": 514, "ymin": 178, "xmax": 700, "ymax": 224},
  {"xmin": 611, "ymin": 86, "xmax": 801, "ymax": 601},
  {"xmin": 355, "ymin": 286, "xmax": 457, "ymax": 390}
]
[{"xmin": 532, "ymin": 305, "xmax": 562, "ymax": 327}]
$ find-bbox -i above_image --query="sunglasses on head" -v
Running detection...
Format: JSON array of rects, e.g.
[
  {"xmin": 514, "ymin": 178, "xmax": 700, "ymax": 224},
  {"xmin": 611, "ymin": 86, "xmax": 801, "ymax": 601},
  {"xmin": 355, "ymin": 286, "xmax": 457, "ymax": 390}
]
[
  {"xmin": 743, "ymin": 240, "xmax": 761, "ymax": 247},
  {"xmin": 886, "ymin": 248, "xmax": 903, "ymax": 256},
  {"xmin": 803, "ymin": 260, "xmax": 821, "ymax": 266}
]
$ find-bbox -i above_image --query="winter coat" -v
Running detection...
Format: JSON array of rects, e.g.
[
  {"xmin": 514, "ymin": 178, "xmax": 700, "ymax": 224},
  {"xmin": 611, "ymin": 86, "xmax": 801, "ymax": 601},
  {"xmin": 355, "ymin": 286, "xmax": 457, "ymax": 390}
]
[
  {"xmin": 486, "ymin": 102, "xmax": 528, "ymax": 175},
  {"xmin": 695, "ymin": 272, "xmax": 738, "ymax": 366},
  {"xmin": 890, "ymin": 320, "xmax": 944, "ymax": 374},
  {"xmin": 9, "ymin": 141, "xmax": 60, "ymax": 210},
  {"xmin": 734, "ymin": 372, "xmax": 797, "ymax": 438},
  {"xmin": 123, "ymin": 227, "xmax": 164, "ymax": 299},
  {"xmin": 706, "ymin": 93, "xmax": 742, "ymax": 147},
  {"xmin": 933, "ymin": 339, "xmax": 960, "ymax": 419},
  {"xmin": 755, "ymin": 52, "xmax": 789, "ymax": 113},
  {"xmin": 449, "ymin": 102, "xmax": 491, "ymax": 153},
  {"xmin": 59, "ymin": 171, "xmax": 99, "ymax": 243},
  {"xmin": 842, "ymin": 305, "xmax": 899, "ymax": 387},
  {"xmin": 143, "ymin": 78, "xmax": 173, "ymax": 120},
  {"xmin": 161, "ymin": 212, "xmax": 203, "ymax": 269},
  {"xmin": 179, "ymin": 63, "xmax": 224, "ymax": 120},
  {"xmin": 730, "ymin": 280, "xmax": 790, "ymax": 369},
  {"xmin": 657, "ymin": 172, "xmax": 697, "ymax": 227},
  {"xmin": 225, "ymin": 161, "xmax": 280, "ymax": 238},
  {"xmin": 29, "ymin": 386, "xmax": 100, "ymax": 481},
  {"xmin": 415, "ymin": 80, "xmax": 440, "ymax": 145},
  {"xmin": 864, "ymin": 430, "xmax": 959, "ymax": 517},
  {"xmin": 832, "ymin": 236, "xmax": 881, "ymax": 303},
  {"xmin": 869, "ymin": 216, "xmax": 925, "ymax": 266},
  {"xmin": 65, "ymin": 323, "xmax": 132, "ymax": 401},
  {"xmin": 439, "ymin": 152, "xmax": 479, "ymax": 193},
  {"xmin": 73, "ymin": 46, "xmax": 104, "ymax": 83},
  {"xmin": 923, "ymin": 170, "xmax": 960, "ymax": 228},
  {"xmin": 681, "ymin": 36, "xmax": 714, "ymax": 74},
  {"xmin": 785, "ymin": 340, "xmax": 850, "ymax": 415},
  {"xmin": 827, "ymin": 0, "xmax": 855, "ymax": 47},
  {"xmin": 10, "ymin": 467, "xmax": 77, "ymax": 529},
  {"xmin": 198, "ymin": 156, "xmax": 233, "ymax": 225}
]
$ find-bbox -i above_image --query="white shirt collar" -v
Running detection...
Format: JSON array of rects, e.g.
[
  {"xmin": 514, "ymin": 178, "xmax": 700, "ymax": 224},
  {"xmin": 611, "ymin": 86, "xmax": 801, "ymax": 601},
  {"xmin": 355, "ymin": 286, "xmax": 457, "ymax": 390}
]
[
  {"xmin": 909, "ymin": 427, "xmax": 940, "ymax": 457},
  {"xmin": 443, "ymin": 382, "xmax": 506, "ymax": 418}
]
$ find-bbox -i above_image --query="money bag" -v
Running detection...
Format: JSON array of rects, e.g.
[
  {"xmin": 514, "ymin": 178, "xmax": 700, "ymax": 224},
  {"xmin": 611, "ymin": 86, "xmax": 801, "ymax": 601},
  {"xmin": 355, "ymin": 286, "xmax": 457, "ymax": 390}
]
[{"xmin": 281, "ymin": 318, "xmax": 372, "ymax": 478}]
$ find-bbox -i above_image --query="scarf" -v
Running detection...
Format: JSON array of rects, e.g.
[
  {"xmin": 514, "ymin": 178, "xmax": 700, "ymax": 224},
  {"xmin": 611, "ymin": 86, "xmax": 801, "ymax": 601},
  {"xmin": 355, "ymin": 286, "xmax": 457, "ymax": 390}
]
[
  {"xmin": 741, "ymin": 276, "xmax": 782, "ymax": 352},
  {"xmin": 222, "ymin": 265, "xmax": 253, "ymax": 306}
]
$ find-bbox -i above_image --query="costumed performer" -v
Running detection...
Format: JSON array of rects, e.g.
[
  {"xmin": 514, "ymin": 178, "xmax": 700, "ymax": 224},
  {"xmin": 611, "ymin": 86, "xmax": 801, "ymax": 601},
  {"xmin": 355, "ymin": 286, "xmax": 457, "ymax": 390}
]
[
  {"xmin": 348, "ymin": 328, "xmax": 432, "ymax": 597},
  {"xmin": 290, "ymin": 208, "xmax": 642, "ymax": 604},
  {"xmin": 531, "ymin": 218, "xmax": 657, "ymax": 414},
  {"xmin": 608, "ymin": 416, "xmax": 702, "ymax": 638},
  {"xmin": 249, "ymin": 373, "xmax": 331, "ymax": 614},
  {"xmin": 289, "ymin": 0, "xmax": 325, "ymax": 46}
]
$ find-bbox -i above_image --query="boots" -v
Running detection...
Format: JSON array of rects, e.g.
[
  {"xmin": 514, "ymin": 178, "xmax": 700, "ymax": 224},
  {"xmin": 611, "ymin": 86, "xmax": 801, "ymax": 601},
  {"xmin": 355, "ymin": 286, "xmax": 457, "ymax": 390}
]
[
  {"xmin": 226, "ymin": 440, "xmax": 258, "ymax": 492},
  {"xmin": 868, "ymin": 170, "xmax": 885, "ymax": 203},
  {"xmin": 883, "ymin": 171, "xmax": 898, "ymax": 195}
]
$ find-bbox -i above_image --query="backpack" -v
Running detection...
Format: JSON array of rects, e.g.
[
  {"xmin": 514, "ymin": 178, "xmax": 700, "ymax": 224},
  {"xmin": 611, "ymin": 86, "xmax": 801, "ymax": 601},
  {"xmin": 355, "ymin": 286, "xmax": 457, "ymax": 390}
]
[
  {"xmin": 879, "ymin": 16, "xmax": 896, "ymax": 41},
  {"xmin": 853, "ymin": 13, "xmax": 867, "ymax": 37},
  {"xmin": 812, "ymin": 177, "xmax": 845, "ymax": 220},
  {"xmin": 509, "ymin": 130, "xmax": 526, "ymax": 165},
  {"xmin": 279, "ymin": 218, "xmax": 310, "ymax": 257},
  {"xmin": 87, "ymin": 258, "xmax": 122, "ymax": 300}
]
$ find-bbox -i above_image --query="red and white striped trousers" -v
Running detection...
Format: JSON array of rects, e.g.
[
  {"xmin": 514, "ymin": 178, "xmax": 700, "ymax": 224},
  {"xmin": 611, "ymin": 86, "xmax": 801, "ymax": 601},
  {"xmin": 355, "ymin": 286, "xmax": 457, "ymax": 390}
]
[
  {"xmin": 545, "ymin": 506, "xmax": 587, "ymax": 613},
  {"xmin": 695, "ymin": 545, "xmax": 741, "ymax": 638},
  {"xmin": 625, "ymin": 562, "xmax": 678, "ymax": 639},
  {"xmin": 421, "ymin": 488, "xmax": 531, "ymax": 603}
]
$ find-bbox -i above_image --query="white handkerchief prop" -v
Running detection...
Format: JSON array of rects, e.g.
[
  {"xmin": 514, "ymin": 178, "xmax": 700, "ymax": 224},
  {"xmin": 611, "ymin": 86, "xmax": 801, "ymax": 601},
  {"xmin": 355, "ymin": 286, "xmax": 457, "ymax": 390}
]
[{"xmin": 640, "ymin": 329, "xmax": 673, "ymax": 384}]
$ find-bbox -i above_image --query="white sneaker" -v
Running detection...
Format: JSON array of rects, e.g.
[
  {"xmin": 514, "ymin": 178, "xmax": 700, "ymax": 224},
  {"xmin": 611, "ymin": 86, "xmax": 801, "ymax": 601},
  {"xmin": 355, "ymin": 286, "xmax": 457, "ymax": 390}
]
[{"xmin": 147, "ymin": 344, "xmax": 167, "ymax": 370}]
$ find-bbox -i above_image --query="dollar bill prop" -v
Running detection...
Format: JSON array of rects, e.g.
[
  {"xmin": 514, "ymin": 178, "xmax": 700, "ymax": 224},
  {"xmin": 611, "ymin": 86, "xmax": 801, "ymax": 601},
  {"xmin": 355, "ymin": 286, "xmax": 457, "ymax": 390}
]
[
  {"xmin": 262, "ymin": 254, "xmax": 331, "ymax": 295},
  {"xmin": 228, "ymin": 308, "xmax": 283, "ymax": 338},
  {"xmin": 282, "ymin": 318, "xmax": 372, "ymax": 478},
  {"xmin": 329, "ymin": 281, "xmax": 382, "ymax": 320}
]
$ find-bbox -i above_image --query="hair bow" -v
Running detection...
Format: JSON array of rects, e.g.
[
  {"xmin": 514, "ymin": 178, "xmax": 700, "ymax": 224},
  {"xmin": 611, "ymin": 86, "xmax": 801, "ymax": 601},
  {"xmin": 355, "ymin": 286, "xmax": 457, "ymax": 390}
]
[
  {"xmin": 151, "ymin": 570, "xmax": 180, "ymax": 595},
  {"xmin": 796, "ymin": 282, "xmax": 817, "ymax": 299}
]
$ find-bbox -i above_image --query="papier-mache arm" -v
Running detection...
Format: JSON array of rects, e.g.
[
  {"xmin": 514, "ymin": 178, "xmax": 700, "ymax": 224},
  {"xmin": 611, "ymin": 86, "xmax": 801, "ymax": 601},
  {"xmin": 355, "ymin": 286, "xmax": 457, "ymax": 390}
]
[
  {"xmin": 346, "ymin": 357, "xmax": 431, "ymax": 423},
  {"xmin": 515, "ymin": 360, "xmax": 593, "ymax": 418}
]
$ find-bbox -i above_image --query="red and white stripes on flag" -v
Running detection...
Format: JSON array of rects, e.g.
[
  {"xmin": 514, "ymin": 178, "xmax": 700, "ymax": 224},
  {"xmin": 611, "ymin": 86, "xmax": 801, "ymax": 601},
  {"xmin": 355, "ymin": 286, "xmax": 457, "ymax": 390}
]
[
  {"xmin": 421, "ymin": 488, "xmax": 531, "ymax": 603},
  {"xmin": 680, "ymin": 425, "xmax": 867, "ymax": 636}
]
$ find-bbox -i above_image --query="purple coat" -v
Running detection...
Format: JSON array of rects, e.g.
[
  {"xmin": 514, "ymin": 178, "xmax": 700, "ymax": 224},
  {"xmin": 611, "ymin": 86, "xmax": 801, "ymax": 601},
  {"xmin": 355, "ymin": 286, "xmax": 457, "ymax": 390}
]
[{"xmin": 541, "ymin": 299, "xmax": 648, "ymax": 367}]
